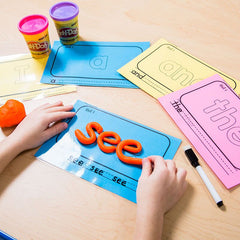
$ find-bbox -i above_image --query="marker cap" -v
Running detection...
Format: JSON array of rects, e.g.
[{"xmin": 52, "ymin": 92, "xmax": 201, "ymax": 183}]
[
  {"xmin": 183, "ymin": 145, "xmax": 200, "ymax": 168},
  {"xmin": 217, "ymin": 201, "xmax": 223, "ymax": 207}
]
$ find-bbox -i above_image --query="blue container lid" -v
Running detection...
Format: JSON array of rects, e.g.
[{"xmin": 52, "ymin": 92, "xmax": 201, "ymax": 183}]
[{"xmin": 49, "ymin": 1, "xmax": 79, "ymax": 21}]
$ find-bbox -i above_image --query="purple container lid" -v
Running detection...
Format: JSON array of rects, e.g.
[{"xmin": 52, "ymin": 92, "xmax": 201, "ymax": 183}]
[{"xmin": 49, "ymin": 1, "xmax": 79, "ymax": 21}]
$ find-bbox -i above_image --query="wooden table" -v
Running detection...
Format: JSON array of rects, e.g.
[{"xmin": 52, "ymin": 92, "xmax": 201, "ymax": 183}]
[{"xmin": 0, "ymin": 0, "xmax": 239, "ymax": 239}]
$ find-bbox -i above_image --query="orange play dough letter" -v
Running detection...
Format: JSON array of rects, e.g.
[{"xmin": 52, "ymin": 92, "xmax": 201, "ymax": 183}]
[
  {"xmin": 97, "ymin": 131, "xmax": 121, "ymax": 153},
  {"xmin": 75, "ymin": 122, "xmax": 103, "ymax": 145},
  {"xmin": 116, "ymin": 139, "xmax": 142, "ymax": 165}
]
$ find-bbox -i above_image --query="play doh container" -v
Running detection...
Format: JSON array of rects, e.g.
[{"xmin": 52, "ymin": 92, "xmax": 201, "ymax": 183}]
[
  {"xmin": 50, "ymin": 1, "xmax": 79, "ymax": 45},
  {"xmin": 18, "ymin": 15, "xmax": 51, "ymax": 58}
]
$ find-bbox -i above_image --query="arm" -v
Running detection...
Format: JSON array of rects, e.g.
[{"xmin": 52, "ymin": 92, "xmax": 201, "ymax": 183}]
[
  {"xmin": 0, "ymin": 101, "xmax": 75, "ymax": 174},
  {"xmin": 134, "ymin": 156, "xmax": 188, "ymax": 240}
]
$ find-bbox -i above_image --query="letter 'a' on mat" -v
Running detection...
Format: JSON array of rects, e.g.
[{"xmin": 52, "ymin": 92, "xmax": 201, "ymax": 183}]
[
  {"xmin": 35, "ymin": 100, "xmax": 181, "ymax": 203},
  {"xmin": 40, "ymin": 41, "xmax": 150, "ymax": 88}
]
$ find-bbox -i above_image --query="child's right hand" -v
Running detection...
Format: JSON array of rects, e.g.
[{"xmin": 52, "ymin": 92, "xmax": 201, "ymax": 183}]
[
  {"xmin": 137, "ymin": 155, "xmax": 188, "ymax": 215},
  {"xmin": 134, "ymin": 156, "xmax": 187, "ymax": 240}
]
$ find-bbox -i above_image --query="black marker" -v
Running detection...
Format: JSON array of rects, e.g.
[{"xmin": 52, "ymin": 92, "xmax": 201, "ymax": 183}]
[{"xmin": 183, "ymin": 145, "xmax": 223, "ymax": 208}]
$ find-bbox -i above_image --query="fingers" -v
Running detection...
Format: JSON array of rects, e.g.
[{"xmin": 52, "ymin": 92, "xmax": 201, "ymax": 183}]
[
  {"xmin": 140, "ymin": 158, "xmax": 153, "ymax": 179},
  {"xmin": 39, "ymin": 102, "xmax": 74, "ymax": 113},
  {"xmin": 46, "ymin": 111, "xmax": 76, "ymax": 124},
  {"xmin": 36, "ymin": 101, "xmax": 74, "ymax": 113},
  {"xmin": 143, "ymin": 156, "xmax": 186, "ymax": 180},
  {"xmin": 46, "ymin": 104, "xmax": 74, "ymax": 113},
  {"xmin": 38, "ymin": 101, "xmax": 75, "ymax": 123},
  {"xmin": 44, "ymin": 122, "xmax": 69, "ymax": 140},
  {"xmin": 176, "ymin": 168, "xmax": 188, "ymax": 194},
  {"xmin": 147, "ymin": 155, "xmax": 166, "ymax": 171},
  {"xmin": 165, "ymin": 160, "xmax": 177, "ymax": 174},
  {"xmin": 36, "ymin": 101, "xmax": 63, "ymax": 110},
  {"xmin": 177, "ymin": 168, "xmax": 187, "ymax": 183},
  {"xmin": 42, "ymin": 101, "xmax": 64, "ymax": 109}
]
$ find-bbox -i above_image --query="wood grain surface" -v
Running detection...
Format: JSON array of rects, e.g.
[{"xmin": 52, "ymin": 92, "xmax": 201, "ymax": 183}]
[{"xmin": 0, "ymin": 1, "xmax": 239, "ymax": 239}]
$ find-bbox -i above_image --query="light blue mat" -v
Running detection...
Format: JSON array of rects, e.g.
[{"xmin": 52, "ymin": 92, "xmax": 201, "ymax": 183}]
[
  {"xmin": 40, "ymin": 41, "xmax": 150, "ymax": 88},
  {"xmin": 35, "ymin": 100, "xmax": 181, "ymax": 203}
]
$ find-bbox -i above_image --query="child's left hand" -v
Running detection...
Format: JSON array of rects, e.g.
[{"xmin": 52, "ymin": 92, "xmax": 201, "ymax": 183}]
[{"xmin": 9, "ymin": 101, "xmax": 76, "ymax": 152}]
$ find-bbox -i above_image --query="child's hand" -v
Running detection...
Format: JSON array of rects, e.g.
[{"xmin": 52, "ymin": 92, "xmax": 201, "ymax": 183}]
[
  {"xmin": 134, "ymin": 156, "xmax": 187, "ymax": 240},
  {"xmin": 137, "ymin": 155, "xmax": 187, "ymax": 214},
  {"xmin": 9, "ymin": 101, "xmax": 76, "ymax": 152}
]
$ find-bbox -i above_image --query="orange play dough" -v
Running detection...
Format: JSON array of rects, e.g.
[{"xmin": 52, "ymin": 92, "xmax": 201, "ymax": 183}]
[{"xmin": 0, "ymin": 99, "xmax": 26, "ymax": 127}]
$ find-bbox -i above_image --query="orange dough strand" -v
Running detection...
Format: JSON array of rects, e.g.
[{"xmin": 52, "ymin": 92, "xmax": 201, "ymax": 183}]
[
  {"xmin": 116, "ymin": 139, "xmax": 142, "ymax": 165},
  {"xmin": 97, "ymin": 131, "xmax": 121, "ymax": 153},
  {"xmin": 0, "ymin": 99, "xmax": 26, "ymax": 128},
  {"xmin": 75, "ymin": 122, "xmax": 103, "ymax": 145}
]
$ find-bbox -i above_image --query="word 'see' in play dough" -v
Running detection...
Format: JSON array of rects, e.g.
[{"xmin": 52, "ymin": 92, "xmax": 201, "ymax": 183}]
[{"xmin": 75, "ymin": 122, "xmax": 143, "ymax": 165}]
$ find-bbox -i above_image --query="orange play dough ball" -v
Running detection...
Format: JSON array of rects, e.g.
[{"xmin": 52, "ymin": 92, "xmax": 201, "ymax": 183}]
[{"xmin": 0, "ymin": 99, "xmax": 26, "ymax": 127}]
